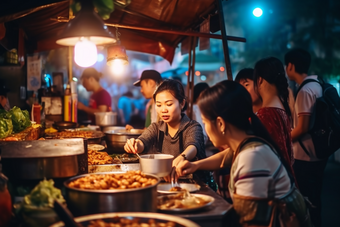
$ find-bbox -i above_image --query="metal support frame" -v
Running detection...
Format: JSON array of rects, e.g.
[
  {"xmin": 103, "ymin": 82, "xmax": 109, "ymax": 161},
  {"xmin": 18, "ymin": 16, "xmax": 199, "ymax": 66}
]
[
  {"xmin": 217, "ymin": 0, "xmax": 233, "ymax": 80},
  {"xmin": 53, "ymin": 18, "xmax": 246, "ymax": 42},
  {"xmin": 186, "ymin": 37, "xmax": 196, "ymax": 119}
]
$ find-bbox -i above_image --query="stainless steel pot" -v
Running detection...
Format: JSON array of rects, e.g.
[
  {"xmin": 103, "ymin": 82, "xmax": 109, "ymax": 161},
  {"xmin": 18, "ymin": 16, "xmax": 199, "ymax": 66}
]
[
  {"xmin": 104, "ymin": 129, "xmax": 143, "ymax": 154},
  {"xmin": 64, "ymin": 173, "xmax": 160, "ymax": 216},
  {"xmin": 139, "ymin": 154, "xmax": 174, "ymax": 177},
  {"xmin": 50, "ymin": 212, "xmax": 199, "ymax": 227},
  {"xmin": 94, "ymin": 112, "xmax": 117, "ymax": 126},
  {"xmin": 2, "ymin": 157, "xmax": 79, "ymax": 180}
]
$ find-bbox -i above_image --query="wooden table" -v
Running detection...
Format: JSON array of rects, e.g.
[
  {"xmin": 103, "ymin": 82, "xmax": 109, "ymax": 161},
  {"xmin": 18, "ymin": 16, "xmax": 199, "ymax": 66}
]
[{"xmin": 158, "ymin": 180, "xmax": 233, "ymax": 227}]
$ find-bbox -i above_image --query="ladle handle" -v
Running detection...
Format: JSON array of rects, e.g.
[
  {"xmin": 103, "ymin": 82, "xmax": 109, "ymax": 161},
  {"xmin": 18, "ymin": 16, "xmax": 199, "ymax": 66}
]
[{"xmin": 53, "ymin": 200, "xmax": 83, "ymax": 227}]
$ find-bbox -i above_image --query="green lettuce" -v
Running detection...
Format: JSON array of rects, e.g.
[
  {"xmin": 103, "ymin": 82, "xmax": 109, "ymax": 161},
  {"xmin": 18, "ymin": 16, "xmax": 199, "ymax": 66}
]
[
  {"xmin": 9, "ymin": 106, "xmax": 31, "ymax": 133},
  {"xmin": 24, "ymin": 179, "xmax": 65, "ymax": 208},
  {"xmin": 0, "ymin": 110, "xmax": 13, "ymax": 139}
]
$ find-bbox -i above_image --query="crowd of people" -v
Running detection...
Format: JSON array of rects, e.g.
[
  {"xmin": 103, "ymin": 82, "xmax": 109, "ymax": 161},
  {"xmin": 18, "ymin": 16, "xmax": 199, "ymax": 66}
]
[{"xmin": 76, "ymin": 48, "xmax": 336, "ymax": 227}]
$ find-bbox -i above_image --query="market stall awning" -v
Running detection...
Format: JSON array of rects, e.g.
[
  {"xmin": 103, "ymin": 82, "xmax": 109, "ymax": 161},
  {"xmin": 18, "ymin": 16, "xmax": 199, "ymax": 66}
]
[{"xmin": 0, "ymin": 0, "xmax": 217, "ymax": 63}]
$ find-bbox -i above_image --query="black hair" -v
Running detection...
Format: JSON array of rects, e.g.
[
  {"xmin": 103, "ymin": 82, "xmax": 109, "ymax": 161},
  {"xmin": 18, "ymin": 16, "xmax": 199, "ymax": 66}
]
[
  {"xmin": 234, "ymin": 68, "xmax": 254, "ymax": 83},
  {"xmin": 153, "ymin": 79, "xmax": 187, "ymax": 112},
  {"xmin": 253, "ymin": 57, "xmax": 292, "ymax": 117},
  {"xmin": 284, "ymin": 48, "xmax": 311, "ymax": 74},
  {"xmin": 193, "ymin": 82, "xmax": 209, "ymax": 103},
  {"xmin": 81, "ymin": 67, "xmax": 103, "ymax": 82},
  {"xmin": 198, "ymin": 80, "xmax": 293, "ymax": 176}
]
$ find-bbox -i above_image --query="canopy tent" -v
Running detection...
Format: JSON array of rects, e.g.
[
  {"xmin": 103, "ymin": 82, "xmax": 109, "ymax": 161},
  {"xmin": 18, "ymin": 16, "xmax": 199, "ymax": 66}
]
[
  {"xmin": 0, "ymin": 0, "xmax": 246, "ymax": 117},
  {"xmin": 0, "ymin": 0, "xmax": 240, "ymax": 64}
]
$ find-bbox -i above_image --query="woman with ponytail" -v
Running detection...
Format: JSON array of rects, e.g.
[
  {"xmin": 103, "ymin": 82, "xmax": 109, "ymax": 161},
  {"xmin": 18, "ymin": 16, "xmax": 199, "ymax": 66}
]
[
  {"xmin": 176, "ymin": 80, "xmax": 312, "ymax": 227},
  {"xmin": 253, "ymin": 57, "xmax": 295, "ymax": 170}
]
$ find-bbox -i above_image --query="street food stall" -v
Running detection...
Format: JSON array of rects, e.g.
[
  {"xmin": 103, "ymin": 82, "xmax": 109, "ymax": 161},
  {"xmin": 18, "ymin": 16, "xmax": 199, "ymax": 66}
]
[{"xmin": 0, "ymin": 0, "xmax": 246, "ymax": 226}]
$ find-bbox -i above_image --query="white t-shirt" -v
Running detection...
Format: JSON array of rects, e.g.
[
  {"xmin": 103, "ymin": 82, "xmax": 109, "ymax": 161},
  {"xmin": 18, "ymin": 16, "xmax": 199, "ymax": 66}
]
[
  {"xmin": 229, "ymin": 143, "xmax": 291, "ymax": 199},
  {"xmin": 293, "ymin": 75, "xmax": 322, "ymax": 161}
]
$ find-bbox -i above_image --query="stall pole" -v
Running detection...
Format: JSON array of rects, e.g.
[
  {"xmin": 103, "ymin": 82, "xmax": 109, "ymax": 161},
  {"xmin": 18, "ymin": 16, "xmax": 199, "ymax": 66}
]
[
  {"xmin": 186, "ymin": 37, "xmax": 196, "ymax": 119},
  {"xmin": 217, "ymin": 0, "xmax": 233, "ymax": 80},
  {"xmin": 68, "ymin": 1, "xmax": 73, "ymax": 83},
  {"xmin": 186, "ymin": 37, "xmax": 193, "ymax": 119}
]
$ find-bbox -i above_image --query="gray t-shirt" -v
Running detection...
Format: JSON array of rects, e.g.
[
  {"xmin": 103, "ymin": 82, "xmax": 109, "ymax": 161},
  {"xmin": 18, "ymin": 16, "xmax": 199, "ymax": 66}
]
[{"xmin": 138, "ymin": 114, "xmax": 206, "ymax": 161}]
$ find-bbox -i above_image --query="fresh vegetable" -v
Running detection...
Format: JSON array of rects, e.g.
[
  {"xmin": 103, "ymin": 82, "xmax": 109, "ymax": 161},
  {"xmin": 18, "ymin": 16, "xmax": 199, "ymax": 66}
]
[
  {"xmin": 9, "ymin": 106, "xmax": 31, "ymax": 133},
  {"xmin": 71, "ymin": 0, "xmax": 114, "ymax": 20},
  {"xmin": 0, "ymin": 110, "xmax": 13, "ymax": 139},
  {"xmin": 0, "ymin": 173, "xmax": 12, "ymax": 227},
  {"xmin": 23, "ymin": 179, "xmax": 65, "ymax": 208}
]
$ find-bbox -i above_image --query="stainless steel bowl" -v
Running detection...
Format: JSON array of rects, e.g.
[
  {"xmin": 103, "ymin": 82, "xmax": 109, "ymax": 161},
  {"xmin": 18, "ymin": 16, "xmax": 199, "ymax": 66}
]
[
  {"xmin": 64, "ymin": 173, "xmax": 160, "ymax": 216},
  {"xmin": 94, "ymin": 112, "xmax": 117, "ymax": 126},
  {"xmin": 139, "ymin": 154, "xmax": 174, "ymax": 177},
  {"xmin": 50, "ymin": 212, "xmax": 199, "ymax": 227},
  {"xmin": 104, "ymin": 129, "xmax": 143, "ymax": 154}
]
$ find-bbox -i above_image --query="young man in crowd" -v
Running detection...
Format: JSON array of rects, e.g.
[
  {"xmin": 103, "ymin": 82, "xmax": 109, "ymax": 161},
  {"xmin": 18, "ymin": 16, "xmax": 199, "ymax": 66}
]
[
  {"xmin": 126, "ymin": 70, "xmax": 162, "ymax": 129},
  {"xmin": 234, "ymin": 68, "xmax": 262, "ymax": 113},
  {"xmin": 285, "ymin": 48, "xmax": 326, "ymax": 227}
]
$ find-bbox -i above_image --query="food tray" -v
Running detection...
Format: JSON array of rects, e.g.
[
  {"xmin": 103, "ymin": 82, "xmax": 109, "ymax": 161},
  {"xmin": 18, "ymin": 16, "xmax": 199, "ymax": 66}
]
[
  {"xmin": 50, "ymin": 212, "xmax": 199, "ymax": 227},
  {"xmin": 88, "ymin": 163, "xmax": 141, "ymax": 173},
  {"xmin": 157, "ymin": 183, "xmax": 201, "ymax": 194},
  {"xmin": 158, "ymin": 194, "xmax": 214, "ymax": 213}
]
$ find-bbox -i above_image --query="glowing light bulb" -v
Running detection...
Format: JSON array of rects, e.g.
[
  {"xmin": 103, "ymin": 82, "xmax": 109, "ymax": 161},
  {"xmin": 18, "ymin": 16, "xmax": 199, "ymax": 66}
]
[
  {"xmin": 253, "ymin": 8, "xmax": 263, "ymax": 17},
  {"xmin": 74, "ymin": 38, "xmax": 97, "ymax": 67},
  {"xmin": 110, "ymin": 59, "xmax": 126, "ymax": 76}
]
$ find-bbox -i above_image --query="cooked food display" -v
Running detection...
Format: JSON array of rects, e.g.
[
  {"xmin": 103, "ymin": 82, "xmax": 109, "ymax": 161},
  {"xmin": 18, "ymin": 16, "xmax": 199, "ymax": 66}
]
[
  {"xmin": 54, "ymin": 131, "xmax": 97, "ymax": 138},
  {"xmin": 169, "ymin": 186, "xmax": 184, "ymax": 192},
  {"xmin": 158, "ymin": 191, "xmax": 210, "ymax": 210},
  {"xmin": 88, "ymin": 144, "xmax": 105, "ymax": 151},
  {"xmin": 110, "ymin": 153, "xmax": 139, "ymax": 163},
  {"xmin": 88, "ymin": 149, "xmax": 121, "ymax": 165},
  {"xmin": 87, "ymin": 217, "xmax": 176, "ymax": 227},
  {"xmin": 68, "ymin": 171, "xmax": 158, "ymax": 190}
]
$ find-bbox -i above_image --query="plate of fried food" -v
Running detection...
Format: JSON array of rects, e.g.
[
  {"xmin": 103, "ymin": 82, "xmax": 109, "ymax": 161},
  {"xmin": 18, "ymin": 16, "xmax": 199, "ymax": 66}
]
[
  {"xmin": 88, "ymin": 149, "xmax": 122, "ymax": 165},
  {"xmin": 157, "ymin": 183, "xmax": 200, "ymax": 194},
  {"xmin": 88, "ymin": 144, "xmax": 105, "ymax": 151},
  {"xmin": 158, "ymin": 190, "xmax": 214, "ymax": 213}
]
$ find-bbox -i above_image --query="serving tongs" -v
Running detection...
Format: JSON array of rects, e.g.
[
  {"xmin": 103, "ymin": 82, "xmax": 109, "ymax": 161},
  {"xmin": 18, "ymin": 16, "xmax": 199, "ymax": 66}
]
[{"xmin": 53, "ymin": 200, "xmax": 83, "ymax": 227}]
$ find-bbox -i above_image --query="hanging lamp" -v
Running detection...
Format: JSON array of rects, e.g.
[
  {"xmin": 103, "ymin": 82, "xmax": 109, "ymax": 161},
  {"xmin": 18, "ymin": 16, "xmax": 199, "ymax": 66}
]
[
  {"xmin": 56, "ymin": 0, "xmax": 116, "ymax": 67},
  {"xmin": 107, "ymin": 27, "xmax": 129, "ymax": 66}
]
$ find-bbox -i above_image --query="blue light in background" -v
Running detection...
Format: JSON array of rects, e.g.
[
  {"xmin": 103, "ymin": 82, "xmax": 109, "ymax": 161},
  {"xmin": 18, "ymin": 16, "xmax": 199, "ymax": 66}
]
[
  {"xmin": 97, "ymin": 53, "xmax": 105, "ymax": 62},
  {"xmin": 253, "ymin": 8, "xmax": 263, "ymax": 17}
]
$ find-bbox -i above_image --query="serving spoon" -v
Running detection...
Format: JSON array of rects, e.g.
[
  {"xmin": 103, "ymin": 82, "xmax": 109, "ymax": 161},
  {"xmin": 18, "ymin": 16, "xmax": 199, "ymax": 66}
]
[{"xmin": 53, "ymin": 200, "xmax": 83, "ymax": 227}]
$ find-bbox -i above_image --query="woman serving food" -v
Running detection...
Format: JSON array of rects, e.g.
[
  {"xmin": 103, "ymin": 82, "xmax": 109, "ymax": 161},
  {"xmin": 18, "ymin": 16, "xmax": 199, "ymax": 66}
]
[{"xmin": 124, "ymin": 79, "xmax": 213, "ymax": 188}]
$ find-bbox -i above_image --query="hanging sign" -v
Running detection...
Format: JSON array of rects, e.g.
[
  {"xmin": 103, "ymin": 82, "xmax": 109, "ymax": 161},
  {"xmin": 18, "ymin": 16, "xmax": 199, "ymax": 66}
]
[
  {"xmin": 27, "ymin": 56, "xmax": 41, "ymax": 91},
  {"xmin": 199, "ymin": 17, "xmax": 210, "ymax": 51}
]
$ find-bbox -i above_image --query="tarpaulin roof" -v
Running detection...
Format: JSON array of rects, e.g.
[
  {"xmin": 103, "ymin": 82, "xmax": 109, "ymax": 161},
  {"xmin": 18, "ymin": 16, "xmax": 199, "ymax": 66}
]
[{"xmin": 0, "ymin": 0, "xmax": 217, "ymax": 63}]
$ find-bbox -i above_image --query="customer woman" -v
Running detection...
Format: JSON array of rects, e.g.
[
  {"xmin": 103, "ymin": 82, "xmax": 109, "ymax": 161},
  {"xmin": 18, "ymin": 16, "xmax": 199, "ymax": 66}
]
[
  {"xmin": 177, "ymin": 80, "xmax": 312, "ymax": 227},
  {"xmin": 124, "ymin": 79, "xmax": 213, "ymax": 187},
  {"xmin": 78, "ymin": 67, "xmax": 112, "ymax": 124},
  {"xmin": 253, "ymin": 57, "xmax": 295, "ymax": 169}
]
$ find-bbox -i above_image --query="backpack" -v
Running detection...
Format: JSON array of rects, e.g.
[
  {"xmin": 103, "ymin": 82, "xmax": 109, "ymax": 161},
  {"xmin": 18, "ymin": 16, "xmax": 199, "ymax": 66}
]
[{"xmin": 295, "ymin": 78, "xmax": 340, "ymax": 159}]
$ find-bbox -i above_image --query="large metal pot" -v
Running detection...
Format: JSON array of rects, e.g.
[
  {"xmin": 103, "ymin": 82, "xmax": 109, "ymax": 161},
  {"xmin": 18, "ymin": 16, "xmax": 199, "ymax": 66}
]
[
  {"xmin": 0, "ymin": 139, "xmax": 84, "ymax": 180},
  {"xmin": 94, "ymin": 112, "xmax": 117, "ymax": 126},
  {"xmin": 50, "ymin": 212, "xmax": 199, "ymax": 227},
  {"xmin": 139, "ymin": 154, "xmax": 174, "ymax": 177},
  {"xmin": 64, "ymin": 173, "xmax": 160, "ymax": 216},
  {"xmin": 104, "ymin": 129, "xmax": 143, "ymax": 154}
]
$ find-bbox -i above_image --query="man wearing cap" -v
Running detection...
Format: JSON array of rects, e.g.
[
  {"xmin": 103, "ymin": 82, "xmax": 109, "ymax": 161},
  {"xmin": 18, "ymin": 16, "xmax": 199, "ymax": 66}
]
[
  {"xmin": 78, "ymin": 67, "xmax": 112, "ymax": 124},
  {"xmin": 127, "ymin": 70, "xmax": 162, "ymax": 129}
]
